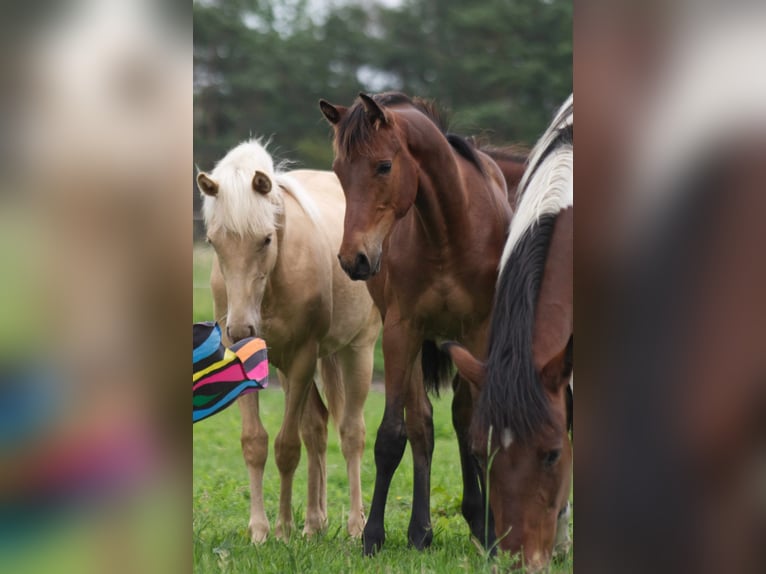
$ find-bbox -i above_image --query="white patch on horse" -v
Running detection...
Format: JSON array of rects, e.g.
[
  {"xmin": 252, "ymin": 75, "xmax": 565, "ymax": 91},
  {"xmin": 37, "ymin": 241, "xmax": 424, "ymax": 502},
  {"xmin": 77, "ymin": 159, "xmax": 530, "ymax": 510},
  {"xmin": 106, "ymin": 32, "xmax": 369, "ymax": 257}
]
[
  {"xmin": 200, "ymin": 138, "xmax": 320, "ymax": 237},
  {"xmin": 499, "ymin": 95, "xmax": 573, "ymax": 273},
  {"xmin": 501, "ymin": 427, "xmax": 514, "ymax": 449}
]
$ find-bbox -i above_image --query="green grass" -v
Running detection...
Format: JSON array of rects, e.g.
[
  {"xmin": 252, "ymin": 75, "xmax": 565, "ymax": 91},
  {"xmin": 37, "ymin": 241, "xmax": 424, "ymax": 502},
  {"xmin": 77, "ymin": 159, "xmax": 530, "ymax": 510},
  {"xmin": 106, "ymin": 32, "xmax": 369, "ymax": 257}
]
[
  {"xmin": 193, "ymin": 245, "xmax": 216, "ymax": 324},
  {"xmin": 193, "ymin": 245, "xmax": 573, "ymax": 573}
]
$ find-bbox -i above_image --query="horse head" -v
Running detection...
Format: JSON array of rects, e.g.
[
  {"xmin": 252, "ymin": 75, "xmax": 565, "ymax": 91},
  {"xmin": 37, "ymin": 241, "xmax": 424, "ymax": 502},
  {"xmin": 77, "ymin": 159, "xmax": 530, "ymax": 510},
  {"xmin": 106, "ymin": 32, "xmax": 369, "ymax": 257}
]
[
  {"xmin": 198, "ymin": 140, "xmax": 282, "ymax": 343},
  {"xmin": 319, "ymin": 93, "xmax": 420, "ymax": 280},
  {"xmin": 446, "ymin": 339, "xmax": 573, "ymax": 571}
]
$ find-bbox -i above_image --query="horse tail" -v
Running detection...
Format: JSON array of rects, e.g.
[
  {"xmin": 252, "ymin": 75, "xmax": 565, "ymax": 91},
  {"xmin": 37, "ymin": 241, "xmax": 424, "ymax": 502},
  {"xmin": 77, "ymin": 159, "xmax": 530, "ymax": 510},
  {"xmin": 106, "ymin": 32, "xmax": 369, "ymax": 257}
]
[
  {"xmin": 421, "ymin": 340, "xmax": 453, "ymax": 397},
  {"xmin": 319, "ymin": 355, "xmax": 343, "ymax": 427}
]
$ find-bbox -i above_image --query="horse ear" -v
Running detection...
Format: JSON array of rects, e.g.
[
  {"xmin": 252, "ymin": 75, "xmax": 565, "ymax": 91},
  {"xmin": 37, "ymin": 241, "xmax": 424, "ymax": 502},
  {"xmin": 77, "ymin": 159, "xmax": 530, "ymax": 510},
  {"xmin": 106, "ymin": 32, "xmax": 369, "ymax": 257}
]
[
  {"xmin": 197, "ymin": 172, "xmax": 219, "ymax": 197},
  {"xmin": 442, "ymin": 342, "xmax": 486, "ymax": 391},
  {"xmin": 358, "ymin": 92, "xmax": 387, "ymax": 126},
  {"xmin": 252, "ymin": 171, "xmax": 272, "ymax": 195},
  {"xmin": 319, "ymin": 99, "xmax": 347, "ymax": 125}
]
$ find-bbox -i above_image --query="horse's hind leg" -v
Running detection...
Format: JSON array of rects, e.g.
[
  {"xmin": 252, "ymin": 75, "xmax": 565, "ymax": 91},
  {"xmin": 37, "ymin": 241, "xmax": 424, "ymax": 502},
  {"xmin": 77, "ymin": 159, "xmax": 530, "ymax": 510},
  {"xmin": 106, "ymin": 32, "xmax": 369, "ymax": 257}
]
[
  {"xmin": 452, "ymin": 374, "xmax": 496, "ymax": 549},
  {"xmin": 300, "ymin": 375, "xmax": 329, "ymax": 536},
  {"xmin": 336, "ymin": 340, "xmax": 374, "ymax": 538},
  {"xmin": 274, "ymin": 342, "xmax": 318, "ymax": 540},
  {"xmin": 238, "ymin": 391, "xmax": 270, "ymax": 543}
]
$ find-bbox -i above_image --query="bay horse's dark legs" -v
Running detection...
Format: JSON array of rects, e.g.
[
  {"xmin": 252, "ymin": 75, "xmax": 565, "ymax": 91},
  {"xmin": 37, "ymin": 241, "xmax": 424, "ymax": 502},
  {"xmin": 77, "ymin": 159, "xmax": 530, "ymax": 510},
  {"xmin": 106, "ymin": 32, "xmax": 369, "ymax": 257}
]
[
  {"xmin": 405, "ymin": 368, "xmax": 435, "ymax": 550},
  {"xmin": 363, "ymin": 403, "xmax": 407, "ymax": 555},
  {"xmin": 362, "ymin": 316, "xmax": 420, "ymax": 556},
  {"xmin": 452, "ymin": 375, "xmax": 496, "ymax": 549}
]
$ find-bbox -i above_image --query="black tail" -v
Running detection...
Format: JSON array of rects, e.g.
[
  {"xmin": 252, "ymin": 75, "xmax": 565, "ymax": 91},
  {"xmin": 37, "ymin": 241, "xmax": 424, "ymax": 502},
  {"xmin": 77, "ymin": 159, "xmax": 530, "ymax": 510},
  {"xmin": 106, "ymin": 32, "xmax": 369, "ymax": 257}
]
[{"xmin": 421, "ymin": 340, "xmax": 453, "ymax": 396}]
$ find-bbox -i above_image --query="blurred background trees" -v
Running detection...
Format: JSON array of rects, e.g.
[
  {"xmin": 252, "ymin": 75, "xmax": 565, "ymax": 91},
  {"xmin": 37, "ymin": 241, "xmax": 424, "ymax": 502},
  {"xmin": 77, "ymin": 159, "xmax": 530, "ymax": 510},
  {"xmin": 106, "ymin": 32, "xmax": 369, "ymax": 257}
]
[{"xmin": 194, "ymin": 0, "xmax": 571, "ymax": 223}]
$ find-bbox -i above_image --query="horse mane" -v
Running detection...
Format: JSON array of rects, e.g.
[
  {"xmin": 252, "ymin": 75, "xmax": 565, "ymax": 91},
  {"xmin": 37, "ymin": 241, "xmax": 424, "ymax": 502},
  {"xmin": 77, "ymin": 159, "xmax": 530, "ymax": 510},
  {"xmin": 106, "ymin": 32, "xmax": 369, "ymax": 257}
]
[
  {"xmin": 473, "ymin": 95, "xmax": 574, "ymax": 445},
  {"xmin": 334, "ymin": 91, "xmax": 485, "ymax": 174},
  {"xmin": 201, "ymin": 138, "xmax": 320, "ymax": 236},
  {"xmin": 475, "ymin": 142, "xmax": 531, "ymax": 165},
  {"xmin": 474, "ymin": 214, "xmax": 558, "ymax": 445},
  {"xmin": 500, "ymin": 96, "xmax": 573, "ymax": 271}
]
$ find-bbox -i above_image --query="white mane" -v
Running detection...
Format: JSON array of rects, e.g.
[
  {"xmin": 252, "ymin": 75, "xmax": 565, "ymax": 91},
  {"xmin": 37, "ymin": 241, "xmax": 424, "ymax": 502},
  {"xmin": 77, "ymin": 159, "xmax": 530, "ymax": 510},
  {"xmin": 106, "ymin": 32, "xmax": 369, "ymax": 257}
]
[
  {"xmin": 201, "ymin": 138, "xmax": 320, "ymax": 236},
  {"xmin": 500, "ymin": 95, "xmax": 573, "ymax": 272}
]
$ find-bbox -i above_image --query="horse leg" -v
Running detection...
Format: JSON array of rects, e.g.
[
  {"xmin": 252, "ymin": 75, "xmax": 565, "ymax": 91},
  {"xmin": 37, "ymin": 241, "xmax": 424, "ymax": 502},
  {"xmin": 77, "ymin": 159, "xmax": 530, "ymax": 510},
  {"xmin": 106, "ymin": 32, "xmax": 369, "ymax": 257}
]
[
  {"xmin": 363, "ymin": 316, "xmax": 419, "ymax": 556},
  {"xmin": 336, "ymin": 339, "xmax": 375, "ymax": 538},
  {"xmin": 452, "ymin": 374, "xmax": 496, "ymax": 549},
  {"xmin": 405, "ymin": 362, "xmax": 435, "ymax": 550},
  {"xmin": 237, "ymin": 391, "xmax": 270, "ymax": 543},
  {"xmin": 217, "ymin": 272, "xmax": 270, "ymax": 543},
  {"xmin": 300, "ymin": 376, "xmax": 329, "ymax": 536},
  {"xmin": 274, "ymin": 342, "xmax": 318, "ymax": 540}
]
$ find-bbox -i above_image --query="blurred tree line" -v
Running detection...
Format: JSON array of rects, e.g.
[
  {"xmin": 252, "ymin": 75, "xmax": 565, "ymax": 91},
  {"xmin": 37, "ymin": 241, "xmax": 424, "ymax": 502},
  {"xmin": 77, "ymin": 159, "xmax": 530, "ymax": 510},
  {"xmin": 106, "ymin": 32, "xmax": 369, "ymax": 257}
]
[{"xmin": 194, "ymin": 0, "xmax": 571, "ymax": 215}]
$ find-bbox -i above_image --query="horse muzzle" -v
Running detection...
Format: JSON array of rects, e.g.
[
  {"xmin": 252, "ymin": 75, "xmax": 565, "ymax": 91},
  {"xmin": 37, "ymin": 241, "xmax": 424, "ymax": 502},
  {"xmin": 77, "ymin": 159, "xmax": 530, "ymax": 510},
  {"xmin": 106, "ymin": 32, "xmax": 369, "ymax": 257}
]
[{"xmin": 338, "ymin": 251, "xmax": 381, "ymax": 281}]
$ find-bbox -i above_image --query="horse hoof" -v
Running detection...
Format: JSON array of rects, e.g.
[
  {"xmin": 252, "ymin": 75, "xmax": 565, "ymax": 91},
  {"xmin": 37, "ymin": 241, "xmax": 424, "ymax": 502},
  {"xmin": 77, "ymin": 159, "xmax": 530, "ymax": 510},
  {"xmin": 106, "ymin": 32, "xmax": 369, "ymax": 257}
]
[
  {"xmin": 248, "ymin": 521, "xmax": 269, "ymax": 544},
  {"xmin": 468, "ymin": 522, "xmax": 495, "ymax": 551},
  {"xmin": 275, "ymin": 521, "xmax": 294, "ymax": 541},
  {"xmin": 347, "ymin": 512, "xmax": 366, "ymax": 538},
  {"xmin": 302, "ymin": 517, "xmax": 328, "ymax": 537},
  {"xmin": 407, "ymin": 525, "xmax": 433, "ymax": 551},
  {"xmin": 362, "ymin": 526, "xmax": 385, "ymax": 556}
]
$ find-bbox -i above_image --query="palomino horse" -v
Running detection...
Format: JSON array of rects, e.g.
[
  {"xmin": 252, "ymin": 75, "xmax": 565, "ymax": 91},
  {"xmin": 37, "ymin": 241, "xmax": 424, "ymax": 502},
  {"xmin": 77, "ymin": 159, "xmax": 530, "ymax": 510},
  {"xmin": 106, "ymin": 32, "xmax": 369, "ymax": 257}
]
[
  {"xmin": 319, "ymin": 92, "xmax": 512, "ymax": 554},
  {"xmin": 446, "ymin": 95, "xmax": 573, "ymax": 571},
  {"xmin": 197, "ymin": 139, "xmax": 381, "ymax": 542}
]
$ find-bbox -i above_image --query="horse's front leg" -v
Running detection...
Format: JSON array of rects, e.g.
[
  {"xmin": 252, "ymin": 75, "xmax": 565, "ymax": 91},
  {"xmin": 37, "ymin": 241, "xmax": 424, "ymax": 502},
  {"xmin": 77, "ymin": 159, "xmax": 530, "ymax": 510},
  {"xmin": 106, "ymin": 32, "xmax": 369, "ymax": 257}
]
[
  {"xmin": 216, "ymin": 282, "xmax": 271, "ymax": 544},
  {"xmin": 362, "ymin": 314, "xmax": 420, "ymax": 556},
  {"xmin": 274, "ymin": 342, "xmax": 318, "ymax": 540},
  {"xmin": 452, "ymin": 374, "xmax": 495, "ymax": 549},
  {"xmin": 237, "ymin": 391, "xmax": 270, "ymax": 543},
  {"xmin": 405, "ymin": 359, "xmax": 435, "ymax": 550}
]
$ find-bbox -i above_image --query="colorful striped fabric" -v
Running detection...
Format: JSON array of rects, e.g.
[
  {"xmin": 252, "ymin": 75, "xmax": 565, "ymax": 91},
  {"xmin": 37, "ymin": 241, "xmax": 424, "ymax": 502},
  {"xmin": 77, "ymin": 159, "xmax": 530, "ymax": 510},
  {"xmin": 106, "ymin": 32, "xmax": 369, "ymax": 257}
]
[{"xmin": 193, "ymin": 322, "xmax": 268, "ymax": 423}]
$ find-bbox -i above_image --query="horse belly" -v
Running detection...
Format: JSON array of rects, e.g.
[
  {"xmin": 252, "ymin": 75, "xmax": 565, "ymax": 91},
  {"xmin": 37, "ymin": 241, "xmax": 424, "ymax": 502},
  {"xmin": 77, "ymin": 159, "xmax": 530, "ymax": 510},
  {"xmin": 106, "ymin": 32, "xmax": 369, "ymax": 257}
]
[{"xmin": 418, "ymin": 281, "xmax": 482, "ymax": 338}]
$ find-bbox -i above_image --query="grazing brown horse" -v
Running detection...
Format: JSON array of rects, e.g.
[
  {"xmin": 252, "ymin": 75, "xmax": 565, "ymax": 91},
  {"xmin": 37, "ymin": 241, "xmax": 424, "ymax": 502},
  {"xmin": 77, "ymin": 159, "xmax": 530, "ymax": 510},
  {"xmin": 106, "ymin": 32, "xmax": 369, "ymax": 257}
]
[
  {"xmin": 319, "ymin": 92, "xmax": 512, "ymax": 555},
  {"xmin": 446, "ymin": 95, "xmax": 573, "ymax": 572}
]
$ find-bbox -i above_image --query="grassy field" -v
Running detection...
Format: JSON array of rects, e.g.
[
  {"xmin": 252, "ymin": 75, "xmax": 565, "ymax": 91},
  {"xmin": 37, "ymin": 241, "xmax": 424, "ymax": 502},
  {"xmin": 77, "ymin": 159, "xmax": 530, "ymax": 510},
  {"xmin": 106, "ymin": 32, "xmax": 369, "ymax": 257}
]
[{"xmin": 193, "ymin": 246, "xmax": 573, "ymax": 573}]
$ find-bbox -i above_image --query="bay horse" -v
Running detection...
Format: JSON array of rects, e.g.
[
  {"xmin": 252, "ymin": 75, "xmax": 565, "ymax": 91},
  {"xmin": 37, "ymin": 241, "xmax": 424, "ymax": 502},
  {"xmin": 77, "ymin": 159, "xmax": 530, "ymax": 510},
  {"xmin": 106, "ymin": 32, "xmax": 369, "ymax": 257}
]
[
  {"xmin": 469, "ymin": 140, "xmax": 529, "ymax": 210},
  {"xmin": 319, "ymin": 92, "xmax": 512, "ymax": 554},
  {"xmin": 446, "ymin": 94, "xmax": 573, "ymax": 571},
  {"xmin": 197, "ymin": 139, "xmax": 381, "ymax": 542}
]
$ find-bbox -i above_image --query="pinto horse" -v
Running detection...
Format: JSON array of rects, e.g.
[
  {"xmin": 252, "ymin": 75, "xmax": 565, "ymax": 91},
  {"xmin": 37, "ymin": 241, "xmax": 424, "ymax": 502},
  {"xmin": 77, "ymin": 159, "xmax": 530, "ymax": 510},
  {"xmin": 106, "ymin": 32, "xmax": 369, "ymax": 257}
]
[
  {"xmin": 319, "ymin": 92, "xmax": 512, "ymax": 554},
  {"xmin": 446, "ymin": 95, "xmax": 573, "ymax": 571},
  {"xmin": 197, "ymin": 139, "xmax": 381, "ymax": 542}
]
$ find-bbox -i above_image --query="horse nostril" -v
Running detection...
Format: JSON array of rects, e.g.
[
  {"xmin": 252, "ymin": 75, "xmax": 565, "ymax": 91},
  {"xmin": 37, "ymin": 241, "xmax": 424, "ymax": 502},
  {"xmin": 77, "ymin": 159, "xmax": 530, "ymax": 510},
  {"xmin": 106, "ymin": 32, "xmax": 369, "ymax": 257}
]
[
  {"xmin": 227, "ymin": 324, "xmax": 255, "ymax": 343},
  {"xmin": 354, "ymin": 252, "xmax": 370, "ymax": 275}
]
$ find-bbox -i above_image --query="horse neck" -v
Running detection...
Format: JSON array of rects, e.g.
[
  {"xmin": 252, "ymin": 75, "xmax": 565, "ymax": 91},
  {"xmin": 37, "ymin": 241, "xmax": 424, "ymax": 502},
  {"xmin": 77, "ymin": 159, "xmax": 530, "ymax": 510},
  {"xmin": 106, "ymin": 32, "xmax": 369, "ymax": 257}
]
[{"xmin": 399, "ymin": 110, "xmax": 468, "ymax": 248}]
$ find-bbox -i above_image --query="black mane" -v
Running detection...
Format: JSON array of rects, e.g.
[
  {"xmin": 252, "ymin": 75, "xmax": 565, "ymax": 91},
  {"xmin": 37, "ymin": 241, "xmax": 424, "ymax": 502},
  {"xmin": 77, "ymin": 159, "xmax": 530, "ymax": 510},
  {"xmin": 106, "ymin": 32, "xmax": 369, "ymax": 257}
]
[
  {"xmin": 335, "ymin": 91, "xmax": 485, "ymax": 174},
  {"xmin": 473, "ymin": 214, "xmax": 558, "ymax": 444},
  {"xmin": 472, "ymin": 103, "xmax": 573, "ymax": 445}
]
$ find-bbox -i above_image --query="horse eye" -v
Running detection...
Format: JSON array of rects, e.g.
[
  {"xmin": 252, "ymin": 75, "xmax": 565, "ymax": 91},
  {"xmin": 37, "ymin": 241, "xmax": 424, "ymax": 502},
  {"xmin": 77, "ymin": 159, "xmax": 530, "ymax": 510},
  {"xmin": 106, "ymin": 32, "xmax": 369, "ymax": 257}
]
[
  {"xmin": 376, "ymin": 160, "xmax": 392, "ymax": 175},
  {"xmin": 542, "ymin": 449, "xmax": 561, "ymax": 468},
  {"xmin": 263, "ymin": 235, "xmax": 272, "ymax": 246}
]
